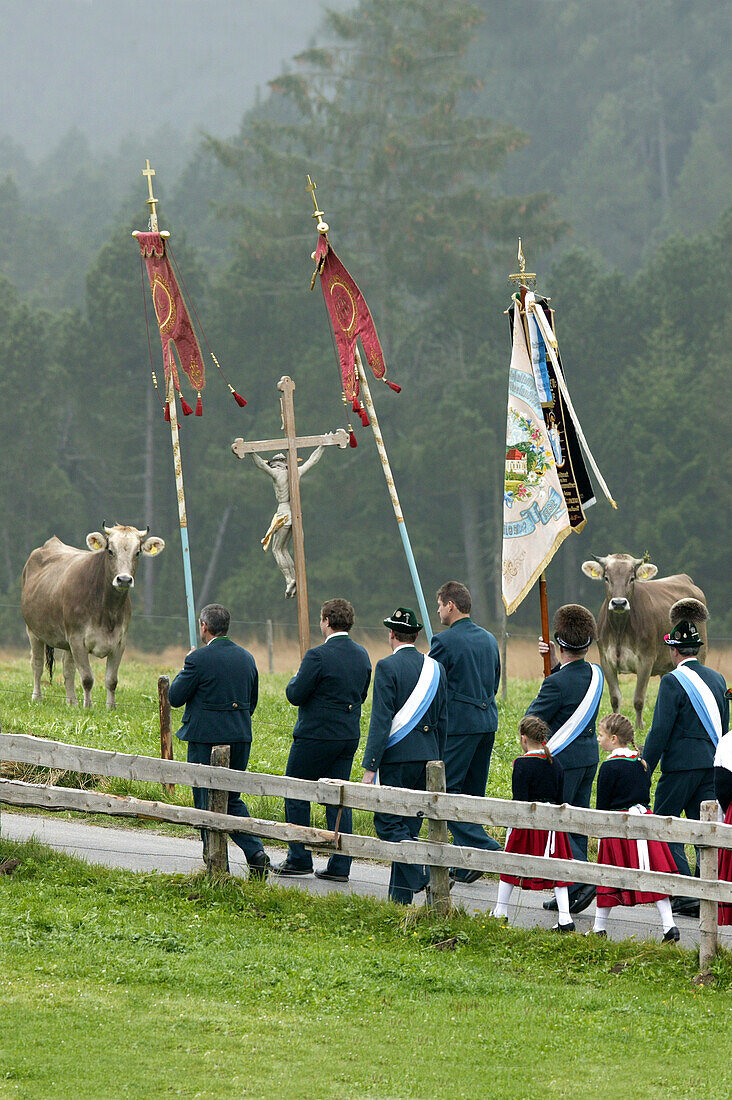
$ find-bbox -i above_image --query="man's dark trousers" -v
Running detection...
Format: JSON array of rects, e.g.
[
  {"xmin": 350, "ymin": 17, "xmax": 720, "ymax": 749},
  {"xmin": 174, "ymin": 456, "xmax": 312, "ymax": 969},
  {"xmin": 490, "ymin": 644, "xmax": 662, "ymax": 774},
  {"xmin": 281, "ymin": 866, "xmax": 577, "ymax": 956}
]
[
  {"xmin": 374, "ymin": 759, "xmax": 430, "ymax": 904},
  {"xmin": 654, "ymin": 768, "xmax": 715, "ymax": 877},
  {"xmin": 186, "ymin": 740, "xmax": 265, "ymax": 863},
  {"xmin": 445, "ymin": 731, "xmax": 502, "ymax": 857},
  {"xmin": 284, "ymin": 738, "xmax": 359, "ymax": 876},
  {"xmin": 560, "ymin": 763, "xmax": 597, "ymax": 863}
]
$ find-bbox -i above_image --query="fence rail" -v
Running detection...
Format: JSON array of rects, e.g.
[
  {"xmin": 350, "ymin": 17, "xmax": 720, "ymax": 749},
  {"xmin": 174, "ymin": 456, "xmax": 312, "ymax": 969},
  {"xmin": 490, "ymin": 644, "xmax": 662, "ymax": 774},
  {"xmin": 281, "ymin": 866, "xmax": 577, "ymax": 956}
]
[{"xmin": 1, "ymin": 732, "xmax": 730, "ymax": 968}]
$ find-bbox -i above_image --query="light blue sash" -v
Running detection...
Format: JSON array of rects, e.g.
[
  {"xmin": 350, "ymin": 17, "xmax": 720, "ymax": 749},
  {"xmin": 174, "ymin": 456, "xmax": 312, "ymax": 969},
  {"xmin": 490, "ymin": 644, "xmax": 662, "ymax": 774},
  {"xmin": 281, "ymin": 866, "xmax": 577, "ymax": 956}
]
[
  {"xmin": 546, "ymin": 664, "xmax": 604, "ymax": 755},
  {"xmin": 671, "ymin": 665, "xmax": 722, "ymax": 747},
  {"xmin": 386, "ymin": 655, "xmax": 441, "ymax": 750}
]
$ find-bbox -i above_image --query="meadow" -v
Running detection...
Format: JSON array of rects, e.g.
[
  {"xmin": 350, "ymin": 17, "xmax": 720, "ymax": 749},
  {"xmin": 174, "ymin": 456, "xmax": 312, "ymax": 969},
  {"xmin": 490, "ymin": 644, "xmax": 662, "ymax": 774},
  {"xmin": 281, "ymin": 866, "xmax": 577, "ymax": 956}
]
[{"xmin": 2, "ymin": 654, "xmax": 731, "ymax": 1099}]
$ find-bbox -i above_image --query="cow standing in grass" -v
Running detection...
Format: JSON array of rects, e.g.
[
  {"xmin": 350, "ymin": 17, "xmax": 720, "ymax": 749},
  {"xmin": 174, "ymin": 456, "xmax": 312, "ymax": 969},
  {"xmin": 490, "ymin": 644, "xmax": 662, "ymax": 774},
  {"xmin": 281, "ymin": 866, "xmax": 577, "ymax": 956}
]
[
  {"xmin": 21, "ymin": 524, "xmax": 165, "ymax": 708},
  {"xmin": 581, "ymin": 553, "xmax": 707, "ymax": 729}
]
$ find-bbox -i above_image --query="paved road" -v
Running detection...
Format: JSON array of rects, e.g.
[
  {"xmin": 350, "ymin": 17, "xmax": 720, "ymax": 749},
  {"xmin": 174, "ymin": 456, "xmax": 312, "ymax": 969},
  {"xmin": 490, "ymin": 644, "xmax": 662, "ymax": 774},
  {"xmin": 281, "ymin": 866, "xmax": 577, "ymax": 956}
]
[{"xmin": 2, "ymin": 809, "xmax": 720, "ymax": 950}]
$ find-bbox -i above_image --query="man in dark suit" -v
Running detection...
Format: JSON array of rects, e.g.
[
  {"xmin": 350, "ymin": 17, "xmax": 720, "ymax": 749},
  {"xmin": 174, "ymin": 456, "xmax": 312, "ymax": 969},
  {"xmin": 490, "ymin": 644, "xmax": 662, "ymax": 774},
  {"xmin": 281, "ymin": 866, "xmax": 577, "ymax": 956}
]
[
  {"xmin": 361, "ymin": 607, "xmax": 447, "ymax": 905},
  {"xmin": 274, "ymin": 598, "xmax": 372, "ymax": 881},
  {"xmin": 169, "ymin": 603, "xmax": 269, "ymax": 877},
  {"xmin": 429, "ymin": 581, "xmax": 502, "ymax": 885},
  {"xmin": 643, "ymin": 600, "xmax": 729, "ymax": 917},
  {"xmin": 526, "ymin": 604, "xmax": 602, "ymax": 914}
]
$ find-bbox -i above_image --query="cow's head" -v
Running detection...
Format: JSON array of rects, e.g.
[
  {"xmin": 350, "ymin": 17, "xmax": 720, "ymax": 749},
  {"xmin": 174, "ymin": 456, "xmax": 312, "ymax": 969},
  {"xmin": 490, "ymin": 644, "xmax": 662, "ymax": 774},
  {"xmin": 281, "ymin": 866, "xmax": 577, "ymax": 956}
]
[
  {"xmin": 581, "ymin": 553, "xmax": 658, "ymax": 615},
  {"xmin": 86, "ymin": 524, "xmax": 165, "ymax": 589}
]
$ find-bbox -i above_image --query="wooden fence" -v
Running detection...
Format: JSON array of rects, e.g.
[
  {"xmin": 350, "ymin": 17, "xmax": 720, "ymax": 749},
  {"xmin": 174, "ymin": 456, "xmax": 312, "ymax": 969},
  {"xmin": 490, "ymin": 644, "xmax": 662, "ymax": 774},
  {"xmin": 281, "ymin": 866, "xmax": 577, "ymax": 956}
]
[{"xmin": 1, "ymin": 731, "xmax": 731, "ymax": 969}]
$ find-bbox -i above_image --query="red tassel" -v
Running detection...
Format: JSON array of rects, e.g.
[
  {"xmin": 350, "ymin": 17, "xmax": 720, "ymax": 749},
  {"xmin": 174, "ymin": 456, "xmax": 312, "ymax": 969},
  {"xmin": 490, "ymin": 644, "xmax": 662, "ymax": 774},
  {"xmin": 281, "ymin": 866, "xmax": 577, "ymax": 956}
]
[
  {"xmin": 230, "ymin": 387, "xmax": 248, "ymax": 408},
  {"xmin": 195, "ymin": 392, "xmax": 203, "ymax": 416},
  {"xmin": 385, "ymin": 379, "xmax": 402, "ymax": 393},
  {"xmin": 180, "ymin": 394, "xmax": 194, "ymax": 416},
  {"xmin": 164, "ymin": 403, "xmax": 171, "ymax": 422},
  {"xmin": 359, "ymin": 406, "xmax": 370, "ymax": 427},
  {"xmin": 349, "ymin": 430, "xmax": 358, "ymax": 448},
  {"xmin": 352, "ymin": 396, "xmax": 360, "ymax": 414}
]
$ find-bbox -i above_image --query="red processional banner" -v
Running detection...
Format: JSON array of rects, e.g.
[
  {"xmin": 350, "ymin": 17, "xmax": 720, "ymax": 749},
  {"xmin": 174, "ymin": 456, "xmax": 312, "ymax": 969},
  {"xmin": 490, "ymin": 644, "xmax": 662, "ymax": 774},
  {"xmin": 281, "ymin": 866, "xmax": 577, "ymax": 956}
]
[
  {"xmin": 314, "ymin": 234, "xmax": 398, "ymax": 408},
  {"xmin": 137, "ymin": 232, "xmax": 205, "ymax": 393}
]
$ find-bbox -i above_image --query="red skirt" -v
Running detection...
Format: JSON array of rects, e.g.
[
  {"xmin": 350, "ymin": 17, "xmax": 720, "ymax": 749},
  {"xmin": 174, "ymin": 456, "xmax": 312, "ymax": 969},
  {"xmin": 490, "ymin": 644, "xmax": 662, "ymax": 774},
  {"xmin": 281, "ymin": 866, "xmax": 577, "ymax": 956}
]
[
  {"xmin": 596, "ymin": 811, "xmax": 676, "ymax": 908},
  {"xmin": 718, "ymin": 804, "xmax": 732, "ymax": 926},
  {"xmin": 500, "ymin": 827, "xmax": 573, "ymax": 890}
]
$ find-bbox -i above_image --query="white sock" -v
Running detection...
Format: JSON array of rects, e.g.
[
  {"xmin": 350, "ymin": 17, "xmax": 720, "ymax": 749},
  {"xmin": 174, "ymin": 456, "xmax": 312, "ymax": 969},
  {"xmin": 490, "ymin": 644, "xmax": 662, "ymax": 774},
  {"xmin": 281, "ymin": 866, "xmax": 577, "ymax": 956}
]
[
  {"xmin": 554, "ymin": 886, "xmax": 571, "ymax": 924},
  {"xmin": 493, "ymin": 879, "xmax": 514, "ymax": 917},
  {"xmin": 593, "ymin": 907, "xmax": 609, "ymax": 933},
  {"xmin": 656, "ymin": 897, "xmax": 675, "ymax": 933}
]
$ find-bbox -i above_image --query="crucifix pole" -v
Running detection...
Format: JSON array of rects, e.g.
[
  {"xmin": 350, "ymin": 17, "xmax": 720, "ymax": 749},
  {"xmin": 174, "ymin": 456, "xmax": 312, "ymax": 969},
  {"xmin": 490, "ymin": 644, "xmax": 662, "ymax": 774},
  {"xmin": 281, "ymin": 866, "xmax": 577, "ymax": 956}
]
[
  {"xmin": 231, "ymin": 378, "xmax": 349, "ymax": 662},
  {"xmin": 279, "ymin": 376, "xmax": 310, "ymax": 660}
]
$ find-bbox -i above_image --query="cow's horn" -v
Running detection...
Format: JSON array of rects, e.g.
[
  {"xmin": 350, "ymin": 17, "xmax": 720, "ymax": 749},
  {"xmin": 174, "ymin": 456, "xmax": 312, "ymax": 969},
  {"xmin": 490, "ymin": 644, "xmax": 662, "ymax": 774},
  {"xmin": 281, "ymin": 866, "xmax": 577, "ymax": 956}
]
[
  {"xmin": 103, "ymin": 521, "xmax": 115, "ymax": 535},
  {"xmin": 139, "ymin": 525, "xmax": 150, "ymax": 538}
]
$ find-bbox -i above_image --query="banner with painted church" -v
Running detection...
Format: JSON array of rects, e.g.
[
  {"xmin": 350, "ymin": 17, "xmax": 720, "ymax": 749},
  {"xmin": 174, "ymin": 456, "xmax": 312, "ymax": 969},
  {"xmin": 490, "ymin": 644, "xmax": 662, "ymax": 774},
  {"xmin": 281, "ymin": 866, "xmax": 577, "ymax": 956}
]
[{"xmin": 502, "ymin": 301, "xmax": 572, "ymax": 614}]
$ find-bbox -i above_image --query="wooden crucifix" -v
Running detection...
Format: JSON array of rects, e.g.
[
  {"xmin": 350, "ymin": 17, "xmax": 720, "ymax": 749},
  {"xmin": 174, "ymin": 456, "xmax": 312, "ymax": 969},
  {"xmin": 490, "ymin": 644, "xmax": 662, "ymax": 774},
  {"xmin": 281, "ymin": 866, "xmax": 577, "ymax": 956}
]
[{"xmin": 232, "ymin": 375, "xmax": 348, "ymax": 659}]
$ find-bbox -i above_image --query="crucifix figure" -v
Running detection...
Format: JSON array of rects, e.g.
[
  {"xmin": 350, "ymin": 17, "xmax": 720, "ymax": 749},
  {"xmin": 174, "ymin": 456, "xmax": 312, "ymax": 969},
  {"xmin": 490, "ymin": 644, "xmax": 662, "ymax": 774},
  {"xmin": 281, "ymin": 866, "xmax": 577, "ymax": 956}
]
[{"xmin": 232, "ymin": 375, "xmax": 348, "ymax": 658}]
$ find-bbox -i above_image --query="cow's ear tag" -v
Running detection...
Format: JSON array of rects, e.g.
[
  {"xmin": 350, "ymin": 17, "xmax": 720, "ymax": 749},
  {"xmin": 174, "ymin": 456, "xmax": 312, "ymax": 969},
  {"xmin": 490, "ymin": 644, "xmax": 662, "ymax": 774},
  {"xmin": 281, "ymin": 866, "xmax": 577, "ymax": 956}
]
[
  {"xmin": 636, "ymin": 563, "xmax": 658, "ymax": 581},
  {"xmin": 581, "ymin": 560, "xmax": 604, "ymax": 580},
  {"xmin": 142, "ymin": 537, "xmax": 166, "ymax": 557},
  {"xmin": 86, "ymin": 532, "xmax": 106, "ymax": 552}
]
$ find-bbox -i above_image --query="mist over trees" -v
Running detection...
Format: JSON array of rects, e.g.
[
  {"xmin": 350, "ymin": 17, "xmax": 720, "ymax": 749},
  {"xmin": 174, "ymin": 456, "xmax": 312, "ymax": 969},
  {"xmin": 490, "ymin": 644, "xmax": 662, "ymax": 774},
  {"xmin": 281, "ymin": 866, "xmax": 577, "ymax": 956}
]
[{"xmin": 0, "ymin": 0, "xmax": 730, "ymax": 648}]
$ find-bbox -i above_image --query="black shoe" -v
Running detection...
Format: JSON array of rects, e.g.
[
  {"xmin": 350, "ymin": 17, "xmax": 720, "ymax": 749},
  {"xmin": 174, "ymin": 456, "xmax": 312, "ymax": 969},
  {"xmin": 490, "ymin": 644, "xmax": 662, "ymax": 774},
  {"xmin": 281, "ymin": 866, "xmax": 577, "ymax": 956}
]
[
  {"xmin": 450, "ymin": 868, "xmax": 483, "ymax": 884},
  {"xmin": 662, "ymin": 926, "xmax": 681, "ymax": 943},
  {"xmin": 247, "ymin": 854, "xmax": 270, "ymax": 880},
  {"xmin": 314, "ymin": 869, "xmax": 349, "ymax": 883},
  {"xmin": 671, "ymin": 897, "xmax": 699, "ymax": 918},
  {"xmin": 585, "ymin": 929, "xmax": 607, "ymax": 938},
  {"xmin": 543, "ymin": 897, "xmax": 559, "ymax": 912},
  {"xmin": 552, "ymin": 921, "xmax": 575, "ymax": 933},
  {"xmin": 273, "ymin": 860, "xmax": 313, "ymax": 877},
  {"xmin": 569, "ymin": 885, "xmax": 596, "ymax": 914}
]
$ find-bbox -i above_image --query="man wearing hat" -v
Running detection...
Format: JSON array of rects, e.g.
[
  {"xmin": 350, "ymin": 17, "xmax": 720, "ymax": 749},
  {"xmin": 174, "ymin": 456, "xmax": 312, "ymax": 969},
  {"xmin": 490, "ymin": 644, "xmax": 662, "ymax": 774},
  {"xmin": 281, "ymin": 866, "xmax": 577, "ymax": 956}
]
[
  {"xmin": 526, "ymin": 604, "xmax": 604, "ymax": 915},
  {"xmin": 642, "ymin": 600, "xmax": 729, "ymax": 918},
  {"xmin": 429, "ymin": 581, "xmax": 502, "ymax": 884},
  {"xmin": 361, "ymin": 607, "xmax": 448, "ymax": 904}
]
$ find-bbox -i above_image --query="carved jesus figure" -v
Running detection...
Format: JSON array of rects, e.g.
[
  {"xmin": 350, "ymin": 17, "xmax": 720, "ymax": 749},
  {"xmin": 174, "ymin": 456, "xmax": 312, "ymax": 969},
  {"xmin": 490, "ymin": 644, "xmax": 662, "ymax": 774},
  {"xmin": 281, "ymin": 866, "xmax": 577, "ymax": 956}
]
[{"xmin": 252, "ymin": 447, "xmax": 324, "ymax": 597}]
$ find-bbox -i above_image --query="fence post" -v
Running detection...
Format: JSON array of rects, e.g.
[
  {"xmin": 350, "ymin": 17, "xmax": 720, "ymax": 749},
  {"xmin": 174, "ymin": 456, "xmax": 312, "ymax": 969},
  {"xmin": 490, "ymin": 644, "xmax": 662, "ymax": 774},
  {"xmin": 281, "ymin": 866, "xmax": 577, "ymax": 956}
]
[
  {"xmin": 267, "ymin": 618, "xmax": 274, "ymax": 674},
  {"xmin": 203, "ymin": 745, "xmax": 231, "ymax": 877},
  {"xmin": 157, "ymin": 675, "xmax": 174, "ymax": 797},
  {"xmin": 698, "ymin": 799, "xmax": 718, "ymax": 970},
  {"xmin": 426, "ymin": 760, "xmax": 451, "ymax": 914}
]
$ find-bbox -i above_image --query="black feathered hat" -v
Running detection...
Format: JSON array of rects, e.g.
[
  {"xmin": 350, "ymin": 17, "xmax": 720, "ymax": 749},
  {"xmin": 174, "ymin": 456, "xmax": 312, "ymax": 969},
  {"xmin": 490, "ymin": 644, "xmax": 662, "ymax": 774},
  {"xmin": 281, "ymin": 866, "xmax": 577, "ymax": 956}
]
[
  {"xmin": 664, "ymin": 598, "xmax": 708, "ymax": 649},
  {"xmin": 553, "ymin": 604, "xmax": 597, "ymax": 651}
]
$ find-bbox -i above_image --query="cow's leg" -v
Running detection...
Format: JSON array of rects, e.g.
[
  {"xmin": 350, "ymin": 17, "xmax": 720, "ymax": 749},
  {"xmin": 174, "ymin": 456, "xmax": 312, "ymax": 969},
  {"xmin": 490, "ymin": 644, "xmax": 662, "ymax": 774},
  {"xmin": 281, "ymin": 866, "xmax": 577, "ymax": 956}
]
[
  {"xmin": 632, "ymin": 657, "xmax": 654, "ymax": 731},
  {"xmin": 68, "ymin": 639, "xmax": 94, "ymax": 707},
  {"xmin": 27, "ymin": 629, "xmax": 44, "ymax": 701},
  {"xmin": 62, "ymin": 649, "xmax": 78, "ymax": 706},
  {"xmin": 601, "ymin": 654, "xmax": 622, "ymax": 715},
  {"xmin": 104, "ymin": 647, "xmax": 124, "ymax": 709}
]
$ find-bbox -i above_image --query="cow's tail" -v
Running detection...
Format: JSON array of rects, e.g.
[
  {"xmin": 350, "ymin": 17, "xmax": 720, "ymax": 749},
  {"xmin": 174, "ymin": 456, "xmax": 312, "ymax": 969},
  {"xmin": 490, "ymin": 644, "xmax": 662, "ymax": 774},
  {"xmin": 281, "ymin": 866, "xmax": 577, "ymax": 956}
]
[{"xmin": 45, "ymin": 645, "xmax": 54, "ymax": 683}]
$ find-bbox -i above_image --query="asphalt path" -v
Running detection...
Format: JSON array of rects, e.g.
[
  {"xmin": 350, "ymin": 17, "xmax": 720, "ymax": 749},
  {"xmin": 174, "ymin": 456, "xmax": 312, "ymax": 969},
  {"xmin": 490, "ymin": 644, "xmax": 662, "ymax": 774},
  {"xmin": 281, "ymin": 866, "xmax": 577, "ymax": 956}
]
[{"xmin": 3, "ymin": 809, "xmax": 722, "ymax": 950}]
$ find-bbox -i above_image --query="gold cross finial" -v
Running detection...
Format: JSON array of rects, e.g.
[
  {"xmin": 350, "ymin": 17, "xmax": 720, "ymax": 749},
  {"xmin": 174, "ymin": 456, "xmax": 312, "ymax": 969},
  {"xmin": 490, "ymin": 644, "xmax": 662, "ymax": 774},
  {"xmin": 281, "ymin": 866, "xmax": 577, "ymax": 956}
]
[
  {"xmin": 306, "ymin": 174, "xmax": 329, "ymax": 234},
  {"xmin": 142, "ymin": 159, "xmax": 160, "ymax": 232}
]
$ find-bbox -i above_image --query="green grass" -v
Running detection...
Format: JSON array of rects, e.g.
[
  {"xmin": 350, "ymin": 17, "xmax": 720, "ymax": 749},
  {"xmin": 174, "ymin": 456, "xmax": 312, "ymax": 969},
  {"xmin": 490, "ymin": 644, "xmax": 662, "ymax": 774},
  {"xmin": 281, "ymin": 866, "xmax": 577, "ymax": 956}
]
[
  {"xmin": 0, "ymin": 654, "xmax": 662, "ymax": 840},
  {"xmin": 0, "ymin": 836, "xmax": 730, "ymax": 1100}
]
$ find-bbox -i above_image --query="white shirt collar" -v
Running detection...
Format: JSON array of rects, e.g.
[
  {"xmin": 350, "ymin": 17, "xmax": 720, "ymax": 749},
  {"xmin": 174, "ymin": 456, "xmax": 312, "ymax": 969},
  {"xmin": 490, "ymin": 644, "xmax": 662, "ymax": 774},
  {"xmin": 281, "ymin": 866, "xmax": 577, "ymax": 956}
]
[
  {"xmin": 679, "ymin": 657, "xmax": 697, "ymax": 666},
  {"xmin": 394, "ymin": 643, "xmax": 416, "ymax": 652},
  {"xmin": 324, "ymin": 631, "xmax": 349, "ymax": 642},
  {"xmin": 608, "ymin": 747, "xmax": 639, "ymax": 759}
]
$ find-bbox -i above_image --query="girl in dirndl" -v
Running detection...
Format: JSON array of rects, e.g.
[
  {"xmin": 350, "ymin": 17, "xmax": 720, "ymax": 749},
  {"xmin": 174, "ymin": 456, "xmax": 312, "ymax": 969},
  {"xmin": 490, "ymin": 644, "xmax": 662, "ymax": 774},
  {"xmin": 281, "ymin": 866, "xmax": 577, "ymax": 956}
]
[
  {"xmin": 590, "ymin": 713, "xmax": 679, "ymax": 942},
  {"xmin": 714, "ymin": 728, "xmax": 732, "ymax": 926},
  {"xmin": 491, "ymin": 715, "xmax": 575, "ymax": 932}
]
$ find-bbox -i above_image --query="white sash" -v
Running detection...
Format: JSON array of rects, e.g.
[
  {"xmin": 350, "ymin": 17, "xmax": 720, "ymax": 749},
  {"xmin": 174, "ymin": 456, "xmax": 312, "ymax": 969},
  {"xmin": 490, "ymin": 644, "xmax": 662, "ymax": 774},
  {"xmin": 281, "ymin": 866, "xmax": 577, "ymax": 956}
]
[
  {"xmin": 546, "ymin": 664, "xmax": 604, "ymax": 755},
  {"xmin": 672, "ymin": 665, "xmax": 723, "ymax": 746},
  {"xmin": 387, "ymin": 655, "xmax": 441, "ymax": 748},
  {"xmin": 628, "ymin": 804, "xmax": 650, "ymax": 871}
]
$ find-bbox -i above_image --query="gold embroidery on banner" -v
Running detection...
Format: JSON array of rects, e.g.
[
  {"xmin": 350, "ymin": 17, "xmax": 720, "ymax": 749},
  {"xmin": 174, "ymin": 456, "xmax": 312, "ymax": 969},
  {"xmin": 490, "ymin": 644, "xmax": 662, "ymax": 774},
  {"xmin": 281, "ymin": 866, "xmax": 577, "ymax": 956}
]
[
  {"xmin": 328, "ymin": 278, "xmax": 358, "ymax": 337},
  {"xmin": 152, "ymin": 274, "xmax": 176, "ymax": 334}
]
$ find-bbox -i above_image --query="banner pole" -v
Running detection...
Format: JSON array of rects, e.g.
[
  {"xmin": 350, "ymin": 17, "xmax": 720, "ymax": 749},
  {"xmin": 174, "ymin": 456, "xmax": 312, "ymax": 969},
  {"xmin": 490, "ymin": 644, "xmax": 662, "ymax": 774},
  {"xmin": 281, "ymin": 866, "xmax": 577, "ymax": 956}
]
[
  {"xmin": 166, "ymin": 357, "xmax": 198, "ymax": 650},
  {"xmin": 355, "ymin": 349, "xmax": 433, "ymax": 637},
  {"xmin": 539, "ymin": 571, "xmax": 552, "ymax": 678}
]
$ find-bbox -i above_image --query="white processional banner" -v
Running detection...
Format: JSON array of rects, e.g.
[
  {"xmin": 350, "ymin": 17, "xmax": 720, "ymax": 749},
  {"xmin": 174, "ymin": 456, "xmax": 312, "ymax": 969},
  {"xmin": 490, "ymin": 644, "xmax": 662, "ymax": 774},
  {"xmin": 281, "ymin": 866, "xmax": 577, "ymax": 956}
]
[{"xmin": 502, "ymin": 303, "xmax": 571, "ymax": 614}]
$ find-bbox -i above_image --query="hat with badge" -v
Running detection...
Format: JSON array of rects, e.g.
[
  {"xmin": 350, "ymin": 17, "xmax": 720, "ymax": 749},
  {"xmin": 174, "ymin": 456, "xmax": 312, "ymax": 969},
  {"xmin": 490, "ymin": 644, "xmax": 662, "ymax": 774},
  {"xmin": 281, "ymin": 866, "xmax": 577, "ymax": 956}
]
[
  {"xmin": 383, "ymin": 606, "xmax": 422, "ymax": 633},
  {"xmin": 664, "ymin": 598, "xmax": 708, "ymax": 649},
  {"xmin": 553, "ymin": 603, "xmax": 597, "ymax": 651}
]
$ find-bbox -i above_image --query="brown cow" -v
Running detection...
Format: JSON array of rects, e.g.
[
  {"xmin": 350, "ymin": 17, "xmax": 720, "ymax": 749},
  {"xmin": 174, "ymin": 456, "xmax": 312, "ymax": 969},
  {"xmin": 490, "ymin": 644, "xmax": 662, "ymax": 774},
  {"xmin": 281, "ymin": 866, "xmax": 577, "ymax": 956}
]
[
  {"xmin": 581, "ymin": 553, "xmax": 707, "ymax": 730},
  {"xmin": 21, "ymin": 524, "xmax": 165, "ymax": 708}
]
